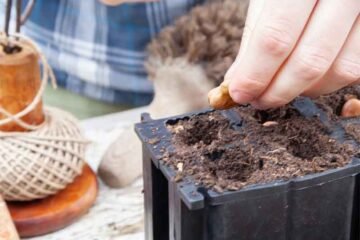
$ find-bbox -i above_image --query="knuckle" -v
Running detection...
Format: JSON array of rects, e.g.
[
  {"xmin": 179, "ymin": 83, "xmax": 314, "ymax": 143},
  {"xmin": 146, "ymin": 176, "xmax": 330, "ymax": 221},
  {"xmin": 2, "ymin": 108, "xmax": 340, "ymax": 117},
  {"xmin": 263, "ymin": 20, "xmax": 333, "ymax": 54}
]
[
  {"xmin": 259, "ymin": 22, "xmax": 294, "ymax": 57},
  {"xmin": 294, "ymin": 46, "xmax": 333, "ymax": 81},
  {"xmin": 332, "ymin": 57, "xmax": 360, "ymax": 83}
]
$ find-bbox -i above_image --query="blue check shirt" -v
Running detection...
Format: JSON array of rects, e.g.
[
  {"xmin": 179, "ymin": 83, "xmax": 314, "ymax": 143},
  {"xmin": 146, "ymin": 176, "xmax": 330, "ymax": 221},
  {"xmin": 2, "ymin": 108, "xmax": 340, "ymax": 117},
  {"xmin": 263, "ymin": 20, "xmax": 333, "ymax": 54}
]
[{"xmin": 1, "ymin": 0, "xmax": 205, "ymax": 105}]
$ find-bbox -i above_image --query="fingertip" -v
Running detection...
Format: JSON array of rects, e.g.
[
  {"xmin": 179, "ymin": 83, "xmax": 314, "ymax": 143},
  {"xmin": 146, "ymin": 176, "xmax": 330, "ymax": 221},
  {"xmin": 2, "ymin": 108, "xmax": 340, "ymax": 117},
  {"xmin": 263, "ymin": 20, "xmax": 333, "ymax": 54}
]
[
  {"xmin": 229, "ymin": 86, "xmax": 255, "ymax": 104},
  {"xmin": 225, "ymin": 63, "xmax": 255, "ymax": 104}
]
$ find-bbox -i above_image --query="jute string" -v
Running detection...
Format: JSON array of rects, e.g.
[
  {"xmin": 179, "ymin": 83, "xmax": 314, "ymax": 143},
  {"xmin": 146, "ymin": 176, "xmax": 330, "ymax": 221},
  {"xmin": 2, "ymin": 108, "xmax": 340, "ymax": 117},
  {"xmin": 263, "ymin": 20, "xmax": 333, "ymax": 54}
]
[{"xmin": 0, "ymin": 33, "xmax": 88, "ymax": 201}]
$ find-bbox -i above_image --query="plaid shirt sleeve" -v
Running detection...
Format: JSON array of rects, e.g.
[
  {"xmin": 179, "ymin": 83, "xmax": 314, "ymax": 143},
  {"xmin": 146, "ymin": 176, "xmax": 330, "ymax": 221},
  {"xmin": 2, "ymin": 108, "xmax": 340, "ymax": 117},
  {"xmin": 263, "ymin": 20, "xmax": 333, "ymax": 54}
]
[{"xmin": 0, "ymin": 0, "xmax": 205, "ymax": 105}]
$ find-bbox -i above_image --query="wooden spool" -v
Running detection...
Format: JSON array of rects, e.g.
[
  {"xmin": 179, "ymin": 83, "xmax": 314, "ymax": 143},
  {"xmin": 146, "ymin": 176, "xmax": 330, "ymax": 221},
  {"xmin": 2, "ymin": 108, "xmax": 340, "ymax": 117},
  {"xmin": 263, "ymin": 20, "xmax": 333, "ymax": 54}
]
[
  {"xmin": 0, "ymin": 42, "xmax": 44, "ymax": 131},
  {"xmin": 0, "ymin": 41, "xmax": 97, "ymax": 237},
  {"xmin": 7, "ymin": 164, "xmax": 98, "ymax": 238}
]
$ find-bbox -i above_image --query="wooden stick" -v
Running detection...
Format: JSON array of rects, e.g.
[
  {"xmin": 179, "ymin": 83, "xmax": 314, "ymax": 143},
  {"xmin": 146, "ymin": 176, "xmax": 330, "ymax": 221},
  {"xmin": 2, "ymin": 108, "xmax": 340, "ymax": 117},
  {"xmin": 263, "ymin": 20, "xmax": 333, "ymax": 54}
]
[
  {"xmin": 16, "ymin": 0, "xmax": 22, "ymax": 33},
  {"xmin": 4, "ymin": 0, "xmax": 13, "ymax": 36}
]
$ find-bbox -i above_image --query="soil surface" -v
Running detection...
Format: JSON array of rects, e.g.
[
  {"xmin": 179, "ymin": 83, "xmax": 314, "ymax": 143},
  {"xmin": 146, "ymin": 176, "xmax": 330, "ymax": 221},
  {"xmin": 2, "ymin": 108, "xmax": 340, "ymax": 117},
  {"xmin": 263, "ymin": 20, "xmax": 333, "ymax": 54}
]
[
  {"xmin": 314, "ymin": 85, "xmax": 360, "ymax": 117},
  {"xmin": 345, "ymin": 123, "xmax": 360, "ymax": 143},
  {"xmin": 167, "ymin": 91, "xmax": 359, "ymax": 192},
  {"xmin": 314, "ymin": 85, "xmax": 360, "ymax": 145}
]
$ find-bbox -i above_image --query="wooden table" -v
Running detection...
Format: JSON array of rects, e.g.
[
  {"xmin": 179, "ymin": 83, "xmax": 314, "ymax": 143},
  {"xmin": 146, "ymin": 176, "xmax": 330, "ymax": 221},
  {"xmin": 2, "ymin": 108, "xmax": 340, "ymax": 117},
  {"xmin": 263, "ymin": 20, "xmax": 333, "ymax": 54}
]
[{"xmin": 27, "ymin": 107, "xmax": 148, "ymax": 240}]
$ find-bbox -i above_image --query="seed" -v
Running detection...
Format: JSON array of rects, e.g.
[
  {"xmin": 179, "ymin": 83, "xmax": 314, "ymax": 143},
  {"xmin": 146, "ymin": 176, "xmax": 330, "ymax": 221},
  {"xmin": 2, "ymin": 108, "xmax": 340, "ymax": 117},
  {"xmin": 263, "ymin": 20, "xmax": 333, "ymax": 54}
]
[
  {"xmin": 208, "ymin": 81, "xmax": 237, "ymax": 110},
  {"xmin": 341, "ymin": 98, "xmax": 360, "ymax": 118},
  {"xmin": 262, "ymin": 121, "xmax": 278, "ymax": 127}
]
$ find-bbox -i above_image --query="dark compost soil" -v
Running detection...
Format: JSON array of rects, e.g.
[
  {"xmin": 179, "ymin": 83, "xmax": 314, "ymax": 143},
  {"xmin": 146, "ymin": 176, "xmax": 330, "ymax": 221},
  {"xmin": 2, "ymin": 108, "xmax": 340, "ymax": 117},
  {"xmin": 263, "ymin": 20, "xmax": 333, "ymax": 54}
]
[
  {"xmin": 345, "ymin": 123, "xmax": 360, "ymax": 143},
  {"xmin": 166, "ymin": 88, "xmax": 359, "ymax": 192},
  {"xmin": 315, "ymin": 85, "xmax": 360, "ymax": 144},
  {"xmin": 314, "ymin": 85, "xmax": 360, "ymax": 117}
]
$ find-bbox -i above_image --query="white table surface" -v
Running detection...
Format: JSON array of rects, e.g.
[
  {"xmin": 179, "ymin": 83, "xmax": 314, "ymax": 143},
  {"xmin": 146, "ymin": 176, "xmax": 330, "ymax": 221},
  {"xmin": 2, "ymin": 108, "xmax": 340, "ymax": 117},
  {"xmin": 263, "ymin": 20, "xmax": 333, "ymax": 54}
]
[{"xmin": 27, "ymin": 107, "xmax": 149, "ymax": 240}]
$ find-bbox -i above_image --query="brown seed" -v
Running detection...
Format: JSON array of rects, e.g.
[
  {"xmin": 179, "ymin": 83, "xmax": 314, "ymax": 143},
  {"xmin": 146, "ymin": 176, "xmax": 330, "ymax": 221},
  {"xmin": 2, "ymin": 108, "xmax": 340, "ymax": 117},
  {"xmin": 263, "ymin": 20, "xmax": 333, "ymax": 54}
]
[
  {"xmin": 262, "ymin": 121, "xmax": 279, "ymax": 127},
  {"xmin": 341, "ymin": 98, "xmax": 360, "ymax": 118},
  {"xmin": 208, "ymin": 80, "xmax": 237, "ymax": 110}
]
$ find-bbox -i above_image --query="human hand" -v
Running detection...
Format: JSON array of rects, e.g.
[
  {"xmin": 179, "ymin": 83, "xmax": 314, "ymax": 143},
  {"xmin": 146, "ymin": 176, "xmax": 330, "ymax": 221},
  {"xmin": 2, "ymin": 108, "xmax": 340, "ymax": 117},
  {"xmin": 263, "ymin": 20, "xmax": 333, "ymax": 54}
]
[
  {"xmin": 226, "ymin": 0, "xmax": 360, "ymax": 109},
  {"xmin": 100, "ymin": 0, "xmax": 157, "ymax": 6}
]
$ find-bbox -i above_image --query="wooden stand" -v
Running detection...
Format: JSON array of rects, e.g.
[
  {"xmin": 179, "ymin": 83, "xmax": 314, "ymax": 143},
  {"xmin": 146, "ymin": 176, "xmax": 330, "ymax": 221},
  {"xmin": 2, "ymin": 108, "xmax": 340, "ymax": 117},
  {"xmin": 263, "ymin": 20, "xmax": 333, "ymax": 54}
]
[{"xmin": 7, "ymin": 164, "xmax": 98, "ymax": 238}]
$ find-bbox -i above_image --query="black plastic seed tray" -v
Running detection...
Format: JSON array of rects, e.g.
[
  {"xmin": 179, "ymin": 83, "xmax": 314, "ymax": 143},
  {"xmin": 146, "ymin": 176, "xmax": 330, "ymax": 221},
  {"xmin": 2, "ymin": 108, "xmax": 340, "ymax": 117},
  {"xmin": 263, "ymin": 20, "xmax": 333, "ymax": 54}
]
[{"xmin": 135, "ymin": 98, "xmax": 360, "ymax": 240}]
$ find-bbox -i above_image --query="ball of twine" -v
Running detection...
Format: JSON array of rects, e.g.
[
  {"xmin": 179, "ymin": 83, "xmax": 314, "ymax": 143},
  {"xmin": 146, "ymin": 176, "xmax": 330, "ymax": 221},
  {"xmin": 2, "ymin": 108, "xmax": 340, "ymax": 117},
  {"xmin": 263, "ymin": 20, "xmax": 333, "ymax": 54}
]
[{"xmin": 0, "ymin": 33, "xmax": 88, "ymax": 201}]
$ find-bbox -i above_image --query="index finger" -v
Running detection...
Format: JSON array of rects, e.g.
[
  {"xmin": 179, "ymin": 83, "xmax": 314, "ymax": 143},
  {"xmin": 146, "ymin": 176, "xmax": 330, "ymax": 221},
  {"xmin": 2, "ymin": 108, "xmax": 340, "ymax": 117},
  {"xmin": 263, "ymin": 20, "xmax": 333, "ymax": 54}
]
[{"xmin": 227, "ymin": 0, "xmax": 318, "ymax": 104}]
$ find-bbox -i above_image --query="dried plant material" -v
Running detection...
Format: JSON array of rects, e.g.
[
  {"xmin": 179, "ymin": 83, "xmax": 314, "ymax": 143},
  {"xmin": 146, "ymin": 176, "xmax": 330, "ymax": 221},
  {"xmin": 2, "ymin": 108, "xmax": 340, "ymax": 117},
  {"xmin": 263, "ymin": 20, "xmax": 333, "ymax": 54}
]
[
  {"xmin": 172, "ymin": 125, "xmax": 184, "ymax": 134},
  {"xmin": 341, "ymin": 98, "xmax": 360, "ymax": 118},
  {"xmin": 177, "ymin": 162, "xmax": 184, "ymax": 172},
  {"xmin": 208, "ymin": 80, "xmax": 237, "ymax": 109}
]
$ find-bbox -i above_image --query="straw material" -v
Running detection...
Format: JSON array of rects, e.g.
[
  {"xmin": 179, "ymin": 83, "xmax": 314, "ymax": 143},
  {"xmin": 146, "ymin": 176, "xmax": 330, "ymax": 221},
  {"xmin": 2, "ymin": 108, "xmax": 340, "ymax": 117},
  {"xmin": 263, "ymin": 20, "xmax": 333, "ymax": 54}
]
[{"xmin": 0, "ymin": 33, "xmax": 87, "ymax": 201}]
